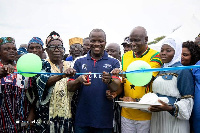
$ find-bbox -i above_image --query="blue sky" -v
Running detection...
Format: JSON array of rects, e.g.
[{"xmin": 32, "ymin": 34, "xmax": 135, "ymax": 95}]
[{"xmin": 0, "ymin": 0, "xmax": 200, "ymax": 53}]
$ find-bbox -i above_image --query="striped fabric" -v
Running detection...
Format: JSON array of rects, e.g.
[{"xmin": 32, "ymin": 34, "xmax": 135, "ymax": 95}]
[{"xmin": 0, "ymin": 62, "xmax": 30, "ymax": 133}]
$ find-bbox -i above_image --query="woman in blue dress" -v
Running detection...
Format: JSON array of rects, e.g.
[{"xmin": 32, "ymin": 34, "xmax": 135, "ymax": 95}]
[{"xmin": 149, "ymin": 38, "xmax": 194, "ymax": 133}]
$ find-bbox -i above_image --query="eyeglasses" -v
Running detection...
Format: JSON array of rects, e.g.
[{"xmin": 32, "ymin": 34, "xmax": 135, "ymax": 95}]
[
  {"xmin": 47, "ymin": 45, "xmax": 64, "ymax": 51},
  {"xmin": 70, "ymin": 44, "xmax": 83, "ymax": 49}
]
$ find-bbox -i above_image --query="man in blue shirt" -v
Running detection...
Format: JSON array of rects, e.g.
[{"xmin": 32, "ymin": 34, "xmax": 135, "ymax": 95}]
[{"xmin": 68, "ymin": 29, "xmax": 122, "ymax": 133}]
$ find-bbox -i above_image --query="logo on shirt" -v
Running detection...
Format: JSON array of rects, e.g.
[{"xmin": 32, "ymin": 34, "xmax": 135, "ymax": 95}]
[
  {"xmin": 88, "ymin": 74, "xmax": 102, "ymax": 79},
  {"xmin": 130, "ymin": 85, "xmax": 135, "ymax": 90},
  {"xmin": 103, "ymin": 64, "xmax": 112, "ymax": 69},
  {"xmin": 82, "ymin": 64, "xmax": 87, "ymax": 71}
]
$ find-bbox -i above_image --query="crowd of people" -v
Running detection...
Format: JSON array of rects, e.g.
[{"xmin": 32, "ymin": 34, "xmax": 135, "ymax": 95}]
[{"xmin": 0, "ymin": 26, "xmax": 200, "ymax": 133}]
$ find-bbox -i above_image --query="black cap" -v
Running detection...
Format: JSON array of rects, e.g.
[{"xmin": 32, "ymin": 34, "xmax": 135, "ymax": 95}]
[{"xmin": 121, "ymin": 36, "xmax": 130, "ymax": 45}]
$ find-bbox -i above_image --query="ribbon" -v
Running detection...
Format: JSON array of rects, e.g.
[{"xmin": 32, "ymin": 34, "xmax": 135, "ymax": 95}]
[{"xmin": 14, "ymin": 65, "xmax": 200, "ymax": 75}]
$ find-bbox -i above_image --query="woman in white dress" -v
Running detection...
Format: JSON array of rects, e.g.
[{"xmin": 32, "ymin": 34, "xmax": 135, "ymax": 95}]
[{"xmin": 149, "ymin": 38, "xmax": 194, "ymax": 133}]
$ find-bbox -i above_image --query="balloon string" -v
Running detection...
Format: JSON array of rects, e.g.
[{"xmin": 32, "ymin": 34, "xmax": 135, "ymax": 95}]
[{"xmin": 14, "ymin": 65, "xmax": 200, "ymax": 75}]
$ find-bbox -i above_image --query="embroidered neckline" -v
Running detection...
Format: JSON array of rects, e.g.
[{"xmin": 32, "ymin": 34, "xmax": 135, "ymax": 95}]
[
  {"xmin": 157, "ymin": 73, "xmax": 178, "ymax": 77},
  {"xmin": 133, "ymin": 46, "xmax": 150, "ymax": 58},
  {"xmin": 46, "ymin": 59, "xmax": 63, "ymax": 73}
]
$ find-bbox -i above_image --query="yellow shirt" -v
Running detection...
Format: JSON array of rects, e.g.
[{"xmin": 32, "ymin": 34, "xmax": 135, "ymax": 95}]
[{"xmin": 121, "ymin": 47, "xmax": 162, "ymax": 121}]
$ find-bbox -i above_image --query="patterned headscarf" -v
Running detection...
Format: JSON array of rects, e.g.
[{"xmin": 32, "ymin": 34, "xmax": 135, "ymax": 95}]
[
  {"xmin": 17, "ymin": 47, "xmax": 28, "ymax": 55},
  {"xmin": 0, "ymin": 37, "xmax": 15, "ymax": 45},
  {"xmin": 161, "ymin": 38, "xmax": 182, "ymax": 68},
  {"xmin": 46, "ymin": 31, "xmax": 63, "ymax": 47},
  {"xmin": 28, "ymin": 37, "xmax": 44, "ymax": 47}
]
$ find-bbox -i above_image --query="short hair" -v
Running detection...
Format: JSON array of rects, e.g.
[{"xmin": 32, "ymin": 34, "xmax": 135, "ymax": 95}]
[
  {"xmin": 107, "ymin": 43, "xmax": 120, "ymax": 52},
  {"xmin": 89, "ymin": 29, "xmax": 106, "ymax": 41},
  {"xmin": 83, "ymin": 37, "xmax": 90, "ymax": 40},
  {"xmin": 182, "ymin": 41, "xmax": 200, "ymax": 65},
  {"xmin": 83, "ymin": 37, "xmax": 90, "ymax": 42}
]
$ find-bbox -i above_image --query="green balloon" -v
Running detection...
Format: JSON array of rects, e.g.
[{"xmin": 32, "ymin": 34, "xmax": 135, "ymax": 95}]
[
  {"xmin": 126, "ymin": 60, "xmax": 152, "ymax": 86},
  {"xmin": 17, "ymin": 53, "xmax": 42, "ymax": 77}
]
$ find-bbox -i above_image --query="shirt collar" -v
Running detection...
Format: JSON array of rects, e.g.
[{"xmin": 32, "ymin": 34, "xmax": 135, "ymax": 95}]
[
  {"xmin": 87, "ymin": 50, "xmax": 108, "ymax": 60},
  {"xmin": 133, "ymin": 46, "xmax": 150, "ymax": 58}
]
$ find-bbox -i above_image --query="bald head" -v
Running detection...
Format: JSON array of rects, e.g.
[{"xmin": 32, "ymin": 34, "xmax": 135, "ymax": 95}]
[
  {"xmin": 129, "ymin": 26, "xmax": 148, "ymax": 55},
  {"xmin": 105, "ymin": 43, "xmax": 121, "ymax": 60},
  {"xmin": 83, "ymin": 37, "xmax": 90, "ymax": 55},
  {"xmin": 106, "ymin": 43, "xmax": 120, "ymax": 51},
  {"xmin": 130, "ymin": 26, "xmax": 147, "ymax": 38}
]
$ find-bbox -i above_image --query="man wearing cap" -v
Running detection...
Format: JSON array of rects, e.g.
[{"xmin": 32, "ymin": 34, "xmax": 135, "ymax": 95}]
[
  {"xmin": 66, "ymin": 37, "xmax": 83, "ymax": 61},
  {"xmin": 121, "ymin": 36, "xmax": 133, "ymax": 53}
]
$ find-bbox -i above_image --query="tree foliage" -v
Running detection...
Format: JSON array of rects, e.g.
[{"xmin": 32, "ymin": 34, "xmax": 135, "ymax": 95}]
[{"xmin": 148, "ymin": 36, "xmax": 166, "ymax": 45}]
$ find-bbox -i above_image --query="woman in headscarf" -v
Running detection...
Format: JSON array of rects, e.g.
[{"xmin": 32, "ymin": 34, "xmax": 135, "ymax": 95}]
[
  {"xmin": 26, "ymin": 37, "xmax": 52, "ymax": 131},
  {"xmin": 33, "ymin": 31, "xmax": 75, "ymax": 133},
  {"xmin": 0, "ymin": 37, "xmax": 29, "ymax": 133},
  {"xmin": 148, "ymin": 38, "xmax": 194, "ymax": 133}
]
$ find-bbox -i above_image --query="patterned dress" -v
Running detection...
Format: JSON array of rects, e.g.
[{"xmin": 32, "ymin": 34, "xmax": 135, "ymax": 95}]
[
  {"xmin": 26, "ymin": 60, "xmax": 51, "ymax": 133},
  {"xmin": 0, "ymin": 62, "xmax": 29, "ymax": 133},
  {"xmin": 47, "ymin": 59, "xmax": 74, "ymax": 133},
  {"xmin": 27, "ymin": 60, "xmax": 74, "ymax": 133}
]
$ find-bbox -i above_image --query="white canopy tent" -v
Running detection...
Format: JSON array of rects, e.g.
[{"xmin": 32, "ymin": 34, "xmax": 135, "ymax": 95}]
[{"xmin": 149, "ymin": 15, "xmax": 200, "ymax": 52}]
